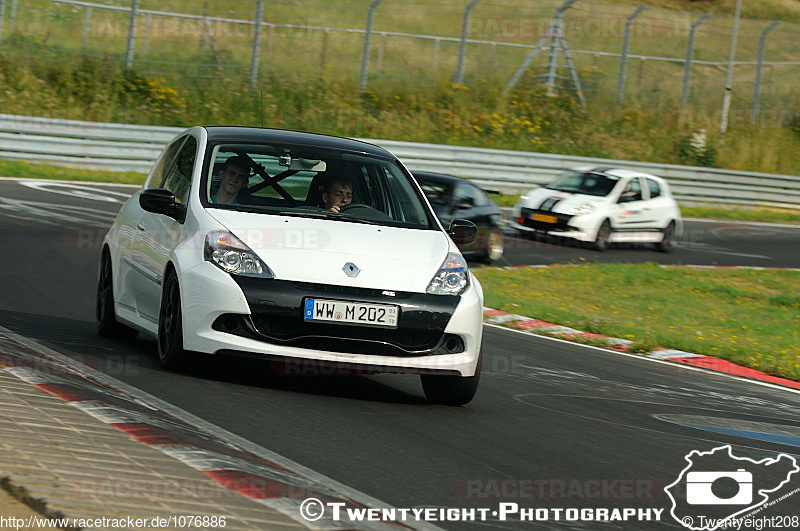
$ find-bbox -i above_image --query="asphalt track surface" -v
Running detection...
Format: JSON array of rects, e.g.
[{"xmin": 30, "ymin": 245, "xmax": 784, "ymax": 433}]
[{"xmin": 2, "ymin": 178, "xmax": 800, "ymax": 529}]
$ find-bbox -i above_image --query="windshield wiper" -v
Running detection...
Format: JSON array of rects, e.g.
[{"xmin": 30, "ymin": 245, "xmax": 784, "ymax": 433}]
[
  {"xmin": 279, "ymin": 210, "xmax": 330, "ymax": 219},
  {"xmin": 279, "ymin": 210, "xmax": 382, "ymax": 226},
  {"xmin": 336, "ymin": 215, "xmax": 381, "ymax": 226}
]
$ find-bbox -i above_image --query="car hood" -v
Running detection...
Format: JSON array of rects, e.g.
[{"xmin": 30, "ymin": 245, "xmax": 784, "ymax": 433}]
[
  {"xmin": 206, "ymin": 210, "xmax": 451, "ymax": 291},
  {"xmin": 523, "ymin": 188, "xmax": 608, "ymax": 213}
]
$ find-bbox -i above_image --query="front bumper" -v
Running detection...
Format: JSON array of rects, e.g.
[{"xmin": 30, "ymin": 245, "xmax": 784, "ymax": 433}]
[
  {"xmin": 179, "ymin": 262, "xmax": 483, "ymax": 376},
  {"xmin": 513, "ymin": 207, "xmax": 595, "ymax": 242}
]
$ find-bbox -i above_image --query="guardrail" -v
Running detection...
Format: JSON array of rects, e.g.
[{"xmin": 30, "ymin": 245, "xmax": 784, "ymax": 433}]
[{"xmin": 1, "ymin": 113, "xmax": 799, "ymax": 209}]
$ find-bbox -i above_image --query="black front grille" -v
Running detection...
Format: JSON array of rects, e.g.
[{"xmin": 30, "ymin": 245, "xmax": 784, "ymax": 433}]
[
  {"xmin": 519, "ymin": 208, "xmax": 574, "ymax": 231},
  {"xmin": 251, "ymin": 313, "xmax": 444, "ymax": 351},
  {"xmin": 218, "ymin": 278, "xmax": 463, "ymax": 357}
]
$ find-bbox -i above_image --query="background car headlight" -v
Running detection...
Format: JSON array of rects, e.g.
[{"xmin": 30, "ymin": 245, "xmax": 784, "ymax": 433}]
[
  {"xmin": 204, "ymin": 231, "xmax": 274, "ymax": 278},
  {"xmin": 567, "ymin": 204, "xmax": 596, "ymax": 215},
  {"xmin": 426, "ymin": 252, "xmax": 469, "ymax": 295}
]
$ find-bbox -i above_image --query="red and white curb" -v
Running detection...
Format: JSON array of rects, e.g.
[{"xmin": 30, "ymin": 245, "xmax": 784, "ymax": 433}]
[
  {"xmin": 483, "ymin": 307, "xmax": 800, "ymax": 391},
  {"xmin": 0, "ymin": 332, "xmax": 424, "ymax": 531}
]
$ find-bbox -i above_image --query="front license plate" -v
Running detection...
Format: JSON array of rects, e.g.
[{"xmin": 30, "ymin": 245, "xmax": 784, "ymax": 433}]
[
  {"xmin": 531, "ymin": 213, "xmax": 558, "ymax": 224},
  {"xmin": 304, "ymin": 298, "xmax": 399, "ymax": 328}
]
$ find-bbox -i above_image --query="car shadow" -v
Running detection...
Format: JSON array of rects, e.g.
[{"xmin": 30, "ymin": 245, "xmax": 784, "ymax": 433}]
[
  {"xmin": 167, "ymin": 350, "xmax": 430, "ymax": 405},
  {"xmin": 0, "ymin": 309, "xmax": 428, "ymax": 405}
]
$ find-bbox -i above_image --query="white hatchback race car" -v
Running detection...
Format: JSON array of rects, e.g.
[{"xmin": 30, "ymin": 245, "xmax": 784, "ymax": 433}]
[
  {"xmin": 512, "ymin": 167, "xmax": 683, "ymax": 251},
  {"xmin": 97, "ymin": 127, "xmax": 483, "ymax": 405}
]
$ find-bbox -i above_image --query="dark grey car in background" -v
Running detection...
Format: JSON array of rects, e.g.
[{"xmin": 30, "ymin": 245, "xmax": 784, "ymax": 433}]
[{"xmin": 414, "ymin": 171, "xmax": 504, "ymax": 263}]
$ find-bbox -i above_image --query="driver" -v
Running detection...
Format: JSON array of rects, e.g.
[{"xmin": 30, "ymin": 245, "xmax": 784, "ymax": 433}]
[
  {"xmin": 322, "ymin": 177, "xmax": 353, "ymax": 212},
  {"xmin": 211, "ymin": 156, "xmax": 250, "ymax": 205}
]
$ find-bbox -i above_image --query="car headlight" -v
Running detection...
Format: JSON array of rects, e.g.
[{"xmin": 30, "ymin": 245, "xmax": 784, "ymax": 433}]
[
  {"xmin": 204, "ymin": 231, "xmax": 274, "ymax": 278},
  {"xmin": 567, "ymin": 204, "xmax": 595, "ymax": 215},
  {"xmin": 426, "ymin": 252, "xmax": 469, "ymax": 296}
]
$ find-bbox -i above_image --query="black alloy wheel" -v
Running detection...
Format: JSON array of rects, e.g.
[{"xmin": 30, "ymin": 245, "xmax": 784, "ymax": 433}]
[
  {"xmin": 589, "ymin": 219, "xmax": 611, "ymax": 251},
  {"xmin": 157, "ymin": 269, "xmax": 188, "ymax": 370},
  {"xmin": 96, "ymin": 250, "xmax": 138, "ymax": 340},
  {"xmin": 421, "ymin": 354, "xmax": 482, "ymax": 406},
  {"xmin": 655, "ymin": 221, "xmax": 677, "ymax": 253}
]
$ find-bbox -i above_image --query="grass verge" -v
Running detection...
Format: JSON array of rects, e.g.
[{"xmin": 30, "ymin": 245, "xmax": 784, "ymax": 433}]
[
  {"xmin": 473, "ymin": 263, "xmax": 800, "ymax": 381},
  {"xmin": 680, "ymin": 206, "xmax": 800, "ymax": 225},
  {"xmin": 0, "ymin": 159, "xmax": 146, "ymax": 185}
]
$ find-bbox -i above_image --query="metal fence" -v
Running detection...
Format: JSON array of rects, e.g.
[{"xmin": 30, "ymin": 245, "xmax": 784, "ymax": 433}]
[
  {"xmin": 2, "ymin": 113, "xmax": 798, "ymax": 210},
  {"xmin": 0, "ymin": 0, "xmax": 798, "ymax": 118}
]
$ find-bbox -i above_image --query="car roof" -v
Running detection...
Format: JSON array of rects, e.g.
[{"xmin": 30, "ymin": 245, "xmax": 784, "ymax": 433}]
[
  {"xmin": 203, "ymin": 127, "xmax": 394, "ymax": 158},
  {"xmin": 413, "ymin": 171, "xmax": 470, "ymax": 184},
  {"xmin": 571, "ymin": 165, "xmax": 666, "ymax": 182}
]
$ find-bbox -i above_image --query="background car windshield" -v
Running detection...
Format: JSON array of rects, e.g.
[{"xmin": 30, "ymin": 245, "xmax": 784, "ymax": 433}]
[
  {"xmin": 546, "ymin": 171, "xmax": 619, "ymax": 197},
  {"xmin": 419, "ymin": 181, "xmax": 453, "ymax": 206},
  {"xmin": 205, "ymin": 143, "xmax": 433, "ymax": 229}
]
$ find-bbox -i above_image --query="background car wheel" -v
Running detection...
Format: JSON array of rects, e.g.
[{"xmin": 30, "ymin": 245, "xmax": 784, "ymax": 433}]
[
  {"xmin": 96, "ymin": 250, "xmax": 138, "ymax": 340},
  {"xmin": 484, "ymin": 229, "xmax": 504, "ymax": 263},
  {"xmin": 654, "ymin": 221, "xmax": 677, "ymax": 253},
  {"xmin": 158, "ymin": 269, "xmax": 188, "ymax": 370},
  {"xmin": 420, "ymin": 354, "xmax": 481, "ymax": 406},
  {"xmin": 588, "ymin": 219, "xmax": 611, "ymax": 251}
]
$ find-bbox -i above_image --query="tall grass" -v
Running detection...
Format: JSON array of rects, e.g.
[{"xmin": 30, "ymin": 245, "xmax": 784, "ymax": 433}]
[
  {"xmin": 2, "ymin": 0, "xmax": 800, "ymax": 176},
  {"xmin": 2, "ymin": 50, "xmax": 800, "ymax": 176}
]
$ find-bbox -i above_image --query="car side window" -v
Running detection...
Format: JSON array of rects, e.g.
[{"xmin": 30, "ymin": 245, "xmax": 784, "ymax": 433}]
[
  {"xmin": 647, "ymin": 178, "xmax": 661, "ymax": 199},
  {"xmin": 161, "ymin": 136, "xmax": 197, "ymax": 204},
  {"xmin": 148, "ymin": 137, "xmax": 185, "ymax": 188},
  {"xmin": 379, "ymin": 165, "xmax": 428, "ymax": 225},
  {"xmin": 470, "ymin": 184, "xmax": 489, "ymax": 207},
  {"xmin": 453, "ymin": 183, "xmax": 476, "ymax": 208},
  {"xmin": 621, "ymin": 178, "xmax": 643, "ymax": 201}
]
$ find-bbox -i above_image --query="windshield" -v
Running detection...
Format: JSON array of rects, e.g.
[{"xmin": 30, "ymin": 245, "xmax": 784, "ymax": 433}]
[
  {"xmin": 203, "ymin": 142, "xmax": 435, "ymax": 230},
  {"xmin": 546, "ymin": 171, "xmax": 620, "ymax": 197},
  {"xmin": 418, "ymin": 181, "xmax": 454, "ymax": 206}
]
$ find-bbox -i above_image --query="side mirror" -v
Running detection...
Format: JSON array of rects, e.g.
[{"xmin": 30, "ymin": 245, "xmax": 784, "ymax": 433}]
[
  {"xmin": 448, "ymin": 219, "xmax": 478, "ymax": 245},
  {"xmin": 139, "ymin": 188, "xmax": 184, "ymax": 221}
]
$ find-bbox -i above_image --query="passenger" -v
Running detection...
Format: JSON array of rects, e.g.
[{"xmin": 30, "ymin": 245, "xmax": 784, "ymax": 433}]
[
  {"xmin": 211, "ymin": 156, "xmax": 250, "ymax": 205},
  {"xmin": 321, "ymin": 177, "xmax": 353, "ymax": 212}
]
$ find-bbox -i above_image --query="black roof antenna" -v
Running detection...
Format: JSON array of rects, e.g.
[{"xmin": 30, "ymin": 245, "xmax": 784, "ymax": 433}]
[{"xmin": 260, "ymin": 90, "xmax": 265, "ymax": 128}]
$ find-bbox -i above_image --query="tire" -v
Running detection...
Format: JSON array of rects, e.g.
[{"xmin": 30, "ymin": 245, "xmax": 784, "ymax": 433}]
[
  {"xmin": 96, "ymin": 250, "xmax": 138, "ymax": 340},
  {"xmin": 421, "ymin": 354, "xmax": 482, "ymax": 406},
  {"xmin": 588, "ymin": 219, "xmax": 611, "ymax": 251},
  {"xmin": 654, "ymin": 221, "xmax": 677, "ymax": 253},
  {"xmin": 157, "ymin": 269, "xmax": 188, "ymax": 370}
]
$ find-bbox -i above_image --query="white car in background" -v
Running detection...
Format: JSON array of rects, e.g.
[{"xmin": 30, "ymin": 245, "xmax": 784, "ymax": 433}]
[
  {"xmin": 512, "ymin": 167, "xmax": 682, "ymax": 251},
  {"xmin": 96, "ymin": 126, "xmax": 483, "ymax": 405}
]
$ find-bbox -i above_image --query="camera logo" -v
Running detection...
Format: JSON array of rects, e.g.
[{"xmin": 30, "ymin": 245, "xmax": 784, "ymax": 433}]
[
  {"xmin": 686, "ymin": 469, "xmax": 752, "ymax": 505},
  {"xmin": 666, "ymin": 445, "xmax": 799, "ymax": 530}
]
